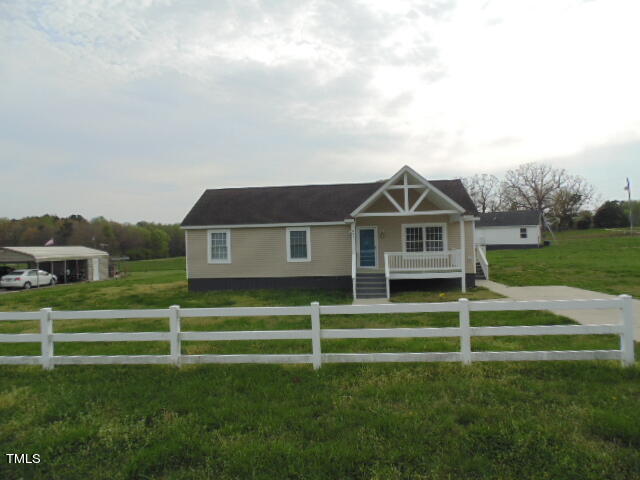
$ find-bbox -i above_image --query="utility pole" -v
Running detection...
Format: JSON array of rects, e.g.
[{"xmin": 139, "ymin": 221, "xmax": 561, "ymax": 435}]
[{"xmin": 625, "ymin": 178, "xmax": 633, "ymax": 234}]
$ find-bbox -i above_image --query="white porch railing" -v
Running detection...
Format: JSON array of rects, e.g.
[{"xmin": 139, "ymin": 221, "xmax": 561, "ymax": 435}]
[
  {"xmin": 385, "ymin": 250, "xmax": 462, "ymax": 272},
  {"xmin": 476, "ymin": 245, "xmax": 489, "ymax": 280}
]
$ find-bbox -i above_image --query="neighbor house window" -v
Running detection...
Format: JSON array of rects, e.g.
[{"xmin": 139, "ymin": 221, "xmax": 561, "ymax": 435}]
[
  {"xmin": 520, "ymin": 227, "xmax": 527, "ymax": 239},
  {"xmin": 403, "ymin": 224, "xmax": 446, "ymax": 252},
  {"xmin": 286, "ymin": 227, "xmax": 311, "ymax": 262},
  {"xmin": 208, "ymin": 229, "xmax": 231, "ymax": 263}
]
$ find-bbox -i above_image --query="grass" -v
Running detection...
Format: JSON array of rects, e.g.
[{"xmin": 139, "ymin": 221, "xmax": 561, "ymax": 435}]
[
  {"xmin": 489, "ymin": 228, "xmax": 640, "ymax": 297},
  {"xmin": 1, "ymin": 256, "xmax": 638, "ymax": 479}
]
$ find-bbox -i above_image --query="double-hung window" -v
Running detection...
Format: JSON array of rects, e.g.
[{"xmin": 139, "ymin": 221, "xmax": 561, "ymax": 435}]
[
  {"xmin": 208, "ymin": 229, "xmax": 231, "ymax": 263},
  {"xmin": 404, "ymin": 224, "xmax": 446, "ymax": 252},
  {"xmin": 520, "ymin": 227, "xmax": 528, "ymax": 239},
  {"xmin": 287, "ymin": 227, "xmax": 311, "ymax": 262}
]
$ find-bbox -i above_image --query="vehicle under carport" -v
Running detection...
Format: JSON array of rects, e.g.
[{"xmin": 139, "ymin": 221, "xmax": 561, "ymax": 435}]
[{"xmin": 0, "ymin": 246, "xmax": 109, "ymax": 286}]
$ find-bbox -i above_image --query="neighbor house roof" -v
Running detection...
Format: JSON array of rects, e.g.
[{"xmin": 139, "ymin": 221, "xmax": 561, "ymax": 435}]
[
  {"xmin": 0, "ymin": 246, "xmax": 108, "ymax": 263},
  {"xmin": 181, "ymin": 179, "xmax": 477, "ymax": 227},
  {"xmin": 477, "ymin": 211, "xmax": 540, "ymax": 227}
]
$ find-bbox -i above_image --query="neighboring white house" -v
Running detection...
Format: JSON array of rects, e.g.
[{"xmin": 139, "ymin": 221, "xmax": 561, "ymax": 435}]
[{"xmin": 476, "ymin": 211, "xmax": 541, "ymax": 250}]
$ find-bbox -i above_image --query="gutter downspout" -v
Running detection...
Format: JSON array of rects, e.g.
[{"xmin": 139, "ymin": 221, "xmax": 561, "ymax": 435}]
[{"xmin": 346, "ymin": 219, "xmax": 356, "ymax": 300}]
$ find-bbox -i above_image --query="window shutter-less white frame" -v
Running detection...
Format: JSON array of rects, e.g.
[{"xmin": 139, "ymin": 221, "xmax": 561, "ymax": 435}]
[
  {"xmin": 286, "ymin": 227, "xmax": 311, "ymax": 262},
  {"xmin": 207, "ymin": 229, "xmax": 231, "ymax": 264},
  {"xmin": 401, "ymin": 223, "xmax": 448, "ymax": 252}
]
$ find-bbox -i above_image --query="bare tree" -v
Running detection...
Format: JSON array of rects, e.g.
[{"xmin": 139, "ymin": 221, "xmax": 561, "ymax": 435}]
[
  {"xmin": 462, "ymin": 174, "xmax": 502, "ymax": 213},
  {"xmin": 501, "ymin": 163, "xmax": 595, "ymax": 225}
]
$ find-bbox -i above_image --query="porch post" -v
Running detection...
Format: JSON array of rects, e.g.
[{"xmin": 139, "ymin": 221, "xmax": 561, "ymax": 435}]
[
  {"xmin": 459, "ymin": 216, "xmax": 466, "ymax": 293},
  {"xmin": 350, "ymin": 221, "xmax": 356, "ymax": 300}
]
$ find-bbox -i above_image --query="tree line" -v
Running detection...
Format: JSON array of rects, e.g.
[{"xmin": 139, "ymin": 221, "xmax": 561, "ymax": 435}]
[
  {"xmin": 0, "ymin": 215, "xmax": 185, "ymax": 260},
  {"xmin": 463, "ymin": 162, "xmax": 638, "ymax": 230}
]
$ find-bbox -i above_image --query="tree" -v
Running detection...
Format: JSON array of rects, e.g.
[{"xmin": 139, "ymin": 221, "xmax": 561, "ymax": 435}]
[
  {"xmin": 575, "ymin": 210, "xmax": 593, "ymax": 230},
  {"xmin": 594, "ymin": 201, "xmax": 628, "ymax": 228},
  {"xmin": 462, "ymin": 174, "xmax": 502, "ymax": 213},
  {"xmin": 501, "ymin": 163, "xmax": 595, "ymax": 219}
]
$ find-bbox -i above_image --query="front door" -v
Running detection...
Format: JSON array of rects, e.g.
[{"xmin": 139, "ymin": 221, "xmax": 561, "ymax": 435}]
[{"xmin": 358, "ymin": 227, "xmax": 377, "ymax": 268}]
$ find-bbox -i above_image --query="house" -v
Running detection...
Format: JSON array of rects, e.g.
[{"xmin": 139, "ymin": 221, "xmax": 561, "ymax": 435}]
[
  {"xmin": 181, "ymin": 165, "xmax": 482, "ymax": 299},
  {"xmin": 476, "ymin": 210, "xmax": 541, "ymax": 250}
]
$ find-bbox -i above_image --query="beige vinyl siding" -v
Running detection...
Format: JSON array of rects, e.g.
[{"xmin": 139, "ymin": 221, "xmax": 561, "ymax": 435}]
[
  {"xmin": 186, "ymin": 225, "xmax": 352, "ymax": 279},
  {"xmin": 356, "ymin": 215, "xmax": 475, "ymax": 272}
]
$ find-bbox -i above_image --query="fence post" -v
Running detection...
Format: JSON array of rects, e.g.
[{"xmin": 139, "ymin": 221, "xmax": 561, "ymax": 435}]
[
  {"xmin": 458, "ymin": 298, "xmax": 471, "ymax": 365},
  {"xmin": 310, "ymin": 302, "xmax": 322, "ymax": 370},
  {"xmin": 40, "ymin": 308, "xmax": 53, "ymax": 370},
  {"xmin": 169, "ymin": 305, "xmax": 182, "ymax": 367},
  {"xmin": 619, "ymin": 295, "xmax": 635, "ymax": 367}
]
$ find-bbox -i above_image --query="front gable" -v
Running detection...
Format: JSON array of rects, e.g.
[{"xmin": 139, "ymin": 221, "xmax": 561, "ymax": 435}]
[{"xmin": 350, "ymin": 165, "xmax": 466, "ymax": 217}]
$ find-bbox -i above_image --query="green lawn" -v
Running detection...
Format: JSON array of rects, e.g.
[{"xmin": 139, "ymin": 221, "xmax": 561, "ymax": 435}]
[
  {"xmin": 488, "ymin": 229, "xmax": 640, "ymax": 297},
  {"xmin": 0, "ymin": 256, "xmax": 638, "ymax": 479}
]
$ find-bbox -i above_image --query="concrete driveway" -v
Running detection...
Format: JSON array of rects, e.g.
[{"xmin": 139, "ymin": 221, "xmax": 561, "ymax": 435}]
[{"xmin": 478, "ymin": 280, "xmax": 640, "ymax": 341}]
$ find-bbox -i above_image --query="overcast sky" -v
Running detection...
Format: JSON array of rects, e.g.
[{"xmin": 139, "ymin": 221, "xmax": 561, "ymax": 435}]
[{"xmin": 1, "ymin": 0, "xmax": 638, "ymax": 223}]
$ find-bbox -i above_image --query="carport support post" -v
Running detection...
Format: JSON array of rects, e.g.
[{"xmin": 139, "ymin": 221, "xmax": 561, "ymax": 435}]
[
  {"xmin": 40, "ymin": 308, "xmax": 53, "ymax": 370},
  {"xmin": 63, "ymin": 260, "xmax": 67, "ymax": 284},
  {"xmin": 620, "ymin": 295, "xmax": 635, "ymax": 367},
  {"xmin": 169, "ymin": 305, "xmax": 181, "ymax": 367}
]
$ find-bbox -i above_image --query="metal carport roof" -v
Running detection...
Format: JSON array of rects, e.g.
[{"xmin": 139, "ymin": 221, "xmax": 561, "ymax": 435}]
[{"xmin": 0, "ymin": 246, "xmax": 109, "ymax": 263}]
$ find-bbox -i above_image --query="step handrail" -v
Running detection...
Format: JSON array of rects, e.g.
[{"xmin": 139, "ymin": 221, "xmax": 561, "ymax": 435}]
[{"xmin": 476, "ymin": 246, "xmax": 489, "ymax": 280}]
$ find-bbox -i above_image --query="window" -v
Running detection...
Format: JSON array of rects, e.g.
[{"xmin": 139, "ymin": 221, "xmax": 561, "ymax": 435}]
[
  {"xmin": 208, "ymin": 229, "xmax": 231, "ymax": 263},
  {"xmin": 406, "ymin": 227, "xmax": 424, "ymax": 252},
  {"xmin": 403, "ymin": 224, "xmax": 446, "ymax": 252},
  {"xmin": 287, "ymin": 227, "xmax": 311, "ymax": 262},
  {"xmin": 425, "ymin": 226, "xmax": 444, "ymax": 251},
  {"xmin": 520, "ymin": 227, "xmax": 527, "ymax": 239}
]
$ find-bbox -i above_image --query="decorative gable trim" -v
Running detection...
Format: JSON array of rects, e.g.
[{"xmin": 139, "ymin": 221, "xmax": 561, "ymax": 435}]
[{"xmin": 350, "ymin": 165, "xmax": 465, "ymax": 217}]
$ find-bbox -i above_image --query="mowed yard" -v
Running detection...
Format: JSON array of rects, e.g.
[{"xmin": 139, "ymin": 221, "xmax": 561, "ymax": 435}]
[
  {"xmin": 489, "ymin": 228, "xmax": 640, "ymax": 298},
  {"xmin": 1, "ymin": 244, "xmax": 639, "ymax": 480}
]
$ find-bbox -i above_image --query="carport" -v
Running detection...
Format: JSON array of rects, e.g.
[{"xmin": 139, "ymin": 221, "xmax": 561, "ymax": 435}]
[{"xmin": 0, "ymin": 246, "xmax": 110, "ymax": 286}]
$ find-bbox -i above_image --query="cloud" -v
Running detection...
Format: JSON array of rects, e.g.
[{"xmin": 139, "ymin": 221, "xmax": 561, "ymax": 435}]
[{"xmin": 0, "ymin": 0, "xmax": 639, "ymax": 222}]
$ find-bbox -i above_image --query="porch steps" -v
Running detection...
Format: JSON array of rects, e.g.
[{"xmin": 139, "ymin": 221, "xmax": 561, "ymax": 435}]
[
  {"xmin": 475, "ymin": 262, "xmax": 486, "ymax": 280},
  {"xmin": 356, "ymin": 273, "xmax": 387, "ymax": 299}
]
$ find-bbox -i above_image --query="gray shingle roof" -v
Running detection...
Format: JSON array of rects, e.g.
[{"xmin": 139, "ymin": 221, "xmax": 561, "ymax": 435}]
[
  {"xmin": 181, "ymin": 178, "xmax": 478, "ymax": 227},
  {"xmin": 477, "ymin": 210, "xmax": 540, "ymax": 227}
]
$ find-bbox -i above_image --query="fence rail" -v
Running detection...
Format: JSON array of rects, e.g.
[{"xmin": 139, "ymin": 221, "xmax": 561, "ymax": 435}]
[{"xmin": 0, "ymin": 296, "xmax": 635, "ymax": 369}]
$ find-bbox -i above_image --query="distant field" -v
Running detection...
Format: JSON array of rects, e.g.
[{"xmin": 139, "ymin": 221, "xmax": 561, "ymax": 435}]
[
  {"xmin": 0, "ymin": 249, "xmax": 638, "ymax": 479},
  {"xmin": 118, "ymin": 256, "xmax": 185, "ymax": 272},
  {"xmin": 489, "ymin": 229, "xmax": 640, "ymax": 297}
]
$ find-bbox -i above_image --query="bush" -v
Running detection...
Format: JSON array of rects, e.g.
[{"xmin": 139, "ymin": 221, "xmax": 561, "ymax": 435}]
[{"xmin": 593, "ymin": 201, "xmax": 628, "ymax": 228}]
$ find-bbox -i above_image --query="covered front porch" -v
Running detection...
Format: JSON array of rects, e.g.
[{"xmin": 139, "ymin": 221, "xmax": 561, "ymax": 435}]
[
  {"xmin": 346, "ymin": 166, "xmax": 482, "ymax": 300},
  {"xmin": 351, "ymin": 224, "xmax": 471, "ymax": 299}
]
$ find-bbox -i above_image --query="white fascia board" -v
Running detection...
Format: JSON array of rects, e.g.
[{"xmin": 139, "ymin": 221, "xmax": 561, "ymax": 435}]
[
  {"xmin": 477, "ymin": 224, "xmax": 540, "ymax": 229},
  {"xmin": 350, "ymin": 168, "xmax": 406, "ymax": 217},
  {"xmin": 401, "ymin": 165, "xmax": 466, "ymax": 213},
  {"xmin": 181, "ymin": 221, "xmax": 348, "ymax": 230}
]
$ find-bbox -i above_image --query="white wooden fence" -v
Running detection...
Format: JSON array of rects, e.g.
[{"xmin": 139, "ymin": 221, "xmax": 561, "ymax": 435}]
[{"xmin": 0, "ymin": 296, "xmax": 635, "ymax": 370}]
